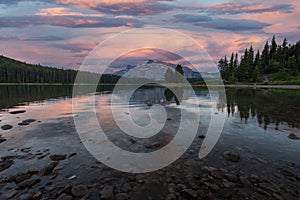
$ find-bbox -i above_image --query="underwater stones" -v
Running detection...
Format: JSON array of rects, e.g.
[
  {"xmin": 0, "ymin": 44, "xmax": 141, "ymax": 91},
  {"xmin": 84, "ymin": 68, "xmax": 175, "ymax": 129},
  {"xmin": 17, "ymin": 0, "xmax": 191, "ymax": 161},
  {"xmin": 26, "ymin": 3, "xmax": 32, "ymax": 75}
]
[
  {"xmin": 1, "ymin": 124, "xmax": 12, "ymax": 130},
  {"xmin": 0, "ymin": 159, "xmax": 14, "ymax": 172},
  {"xmin": 100, "ymin": 185, "xmax": 114, "ymax": 200},
  {"xmin": 288, "ymin": 133, "xmax": 300, "ymax": 140},
  {"xmin": 49, "ymin": 154, "xmax": 67, "ymax": 161},
  {"xmin": 223, "ymin": 151, "xmax": 240, "ymax": 162},
  {"xmin": 71, "ymin": 185, "xmax": 88, "ymax": 198},
  {"xmin": 18, "ymin": 119, "xmax": 36, "ymax": 126},
  {"xmin": 9, "ymin": 110, "xmax": 26, "ymax": 114}
]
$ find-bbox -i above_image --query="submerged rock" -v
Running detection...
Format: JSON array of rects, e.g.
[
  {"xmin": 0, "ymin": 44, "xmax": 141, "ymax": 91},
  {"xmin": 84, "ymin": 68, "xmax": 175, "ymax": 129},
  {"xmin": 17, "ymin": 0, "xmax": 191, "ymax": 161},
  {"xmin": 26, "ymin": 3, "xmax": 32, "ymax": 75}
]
[
  {"xmin": 288, "ymin": 133, "xmax": 300, "ymax": 140},
  {"xmin": 32, "ymin": 191, "xmax": 42, "ymax": 200},
  {"xmin": 15, "ymin": 173, "xmax": 32, "ymax": 184},
  {"xmin": 17, "ymin": 179, "xmax": 41, "ymax": 189},
  {"xmin": 57, "ymin": 193, "xmax": 73, "ymax": 200},
  {"xmin": 49, "ymin": 154, "xmax": 67, "ymax": 161},
  {"xmin": 198, "ymin": 135, "xmax": 205, "ymax": 139},
  {"xmin": 68, "ymin": 153, "xmax": 77, "ymax": 158},
  {"xmin": 1, "ymin": 124, "xmax": 13, "ymax": 130},
  {"xmin": 0, "ymin": 159, "xmax": 14, "ymax": 172},
  {"xmin": 9, "ymin": 110, "xmax": 26, "ymax": 114},
  {"xmin": 18, "ymin": 119, "xmax": 36, "ymax": 126},
  {"xmin": 71, "ymin": 185, "xmax": 88, "ymax": 198},
  {"xmin": 42, "ymin": 161, "xmax": 58, "ymax": 175},
  {"xmin": 0, "ymin": 136, "xmax": 6, "ymax": 143},
  {"xmin": 223, "ymin": 151, "xmax": 240, "ymax": 162},
  {"xmin": 145, "ymin": 142, "xmax": 161, "ymax": 149},
  {"xmin": 100, "ymin": 186, "xmax": 114, "ymax": 200}
]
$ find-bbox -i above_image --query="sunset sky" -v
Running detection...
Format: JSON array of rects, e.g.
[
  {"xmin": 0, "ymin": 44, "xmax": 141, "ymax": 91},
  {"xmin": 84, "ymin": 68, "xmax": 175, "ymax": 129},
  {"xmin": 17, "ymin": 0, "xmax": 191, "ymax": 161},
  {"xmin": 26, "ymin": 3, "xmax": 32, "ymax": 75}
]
[{"xmin": 0, "ymin": 0, "xmax": 299, "ymax": 71}]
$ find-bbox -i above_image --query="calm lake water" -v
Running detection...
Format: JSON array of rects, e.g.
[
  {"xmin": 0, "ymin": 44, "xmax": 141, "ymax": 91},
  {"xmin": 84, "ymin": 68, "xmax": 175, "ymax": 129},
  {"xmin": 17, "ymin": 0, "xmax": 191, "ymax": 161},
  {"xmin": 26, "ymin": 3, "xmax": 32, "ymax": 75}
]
[{"xmin": 0, "ymin": 85, "xmax": 299, "ymax": 199}]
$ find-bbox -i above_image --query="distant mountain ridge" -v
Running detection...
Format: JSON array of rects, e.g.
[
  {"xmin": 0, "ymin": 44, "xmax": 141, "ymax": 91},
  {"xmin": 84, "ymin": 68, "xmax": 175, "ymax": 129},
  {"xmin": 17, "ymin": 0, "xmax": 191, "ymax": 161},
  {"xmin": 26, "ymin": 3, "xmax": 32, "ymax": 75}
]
[{"xmin": 113, "ymin": 59, "xmax": 204, "ymax": 81}]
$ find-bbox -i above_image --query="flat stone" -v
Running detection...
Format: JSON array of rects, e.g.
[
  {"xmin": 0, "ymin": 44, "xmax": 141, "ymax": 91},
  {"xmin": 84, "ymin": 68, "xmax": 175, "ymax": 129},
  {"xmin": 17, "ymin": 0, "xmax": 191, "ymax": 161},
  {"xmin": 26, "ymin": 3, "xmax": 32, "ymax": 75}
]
[
  {"xmin": 115, "ymin": 193, "xmax": 129, "ymax": 200},
  {"xmin": 259, "ymin": 182, "xmax": 281, "ymax": 193},
  {"xmin": 18, "ymin": 179, "xmax": 41, "ymax": 189},
  {"xmin": 3, "ymin": 189, "xmax": 18, "ymax": 199},
  {"xmin": 23, "ymin": 119, "xmax": 36, "ymax": 123},
  {"xmin": 15, "ymin": 173, "xmax": 31, "ymax": 183},
  {"xmin": 1, "ymin": 124, "xmax": 13, "ymax": 130},
  {"xmin": 68, "ymin": 153, "xmax": 77, "ymax": 158},
  {"xmin": 71, "ymin": 185, "xmax": 88, "ymax": 198},
  {"xmin": 258, "ymin": 158, "xmax": 268, "ymax": 164},
  {"xmin": 145, "ymin": 142, "xmax": 161, "ymax": 149},
  {"xmin": 201, "ymin": 166, "xmax": 217, "ymax": 172},
  {"xmin": 223, "ymin": 151, "xmax": 240, "ymax": 162},
  {"xmin": 210, "ymin": 171, "xmax": 222, "ymax": 179},
  {"xmin": 18, "ymin": 122, "xmax": 30, "ymax": 126},
  {"xmin": 32, "ymin": 191, "xmax": 42, "ymax": 200},
  {"xmin": 23, "ymin": 153, "xmax": 36, "ymax": 160},
  {"xmin": 19, "ymin": 193, "xmax": 33, "ymax": 200},
  {"xmin": 0, "ymin": 159, "xmax": 14, "ymax": 172},
  {"xmin": 57, "ymin": 193, "xmax": 73, "ymax": 200},
  {"xmin": 224, "ymin": 173, "xmax": 238, "ymax": 182},
  {"xmin": 223, "ymin": 181, "xmax": 235, "ymax": 188},
  {"xmin": 42, "ymin": 161, "xmax": 58, "ymax": 175},
  {"xmin": 240, "ymin": 176, "xmax": 253, "ymax": 188},
  {"xmin": 100, "ymin": 185, "xmax": 114, "ymax": 200},
  {"xmin": 49, "ymin": 154, "xmax": 66, "ymax": 161},
  {"xmin": 121, "ymin": 182, "xmax": 132, "ymax": 192}
]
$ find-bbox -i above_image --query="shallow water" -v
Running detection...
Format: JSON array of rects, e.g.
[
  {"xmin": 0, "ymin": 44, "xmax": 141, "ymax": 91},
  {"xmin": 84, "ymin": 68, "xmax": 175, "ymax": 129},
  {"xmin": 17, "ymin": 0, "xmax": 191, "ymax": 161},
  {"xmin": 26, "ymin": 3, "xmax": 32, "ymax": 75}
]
[{"xmin": 0, "ymin": 85, "xmax": 299, "ymax": 199}]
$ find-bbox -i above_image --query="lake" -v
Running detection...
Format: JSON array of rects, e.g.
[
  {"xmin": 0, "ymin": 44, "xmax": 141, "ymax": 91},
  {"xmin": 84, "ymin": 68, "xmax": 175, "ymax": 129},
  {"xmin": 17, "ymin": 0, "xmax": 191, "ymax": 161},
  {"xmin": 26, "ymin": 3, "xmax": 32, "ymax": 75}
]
[{"xmin": 0, "ymin": 85, "xmax": 299, "ymax": 199}]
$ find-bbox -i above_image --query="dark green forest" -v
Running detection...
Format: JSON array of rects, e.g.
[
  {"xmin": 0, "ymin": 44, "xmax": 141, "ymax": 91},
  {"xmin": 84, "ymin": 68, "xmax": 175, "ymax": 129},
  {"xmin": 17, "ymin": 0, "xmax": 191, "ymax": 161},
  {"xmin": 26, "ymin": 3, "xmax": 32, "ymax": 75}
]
[
  {"xmin": 0, "ymin": 55, "xmax": 120, "ymax": 84},
  {"xmin": 218, "ymin": 36, "xmax": 300, "ymax": 83}
]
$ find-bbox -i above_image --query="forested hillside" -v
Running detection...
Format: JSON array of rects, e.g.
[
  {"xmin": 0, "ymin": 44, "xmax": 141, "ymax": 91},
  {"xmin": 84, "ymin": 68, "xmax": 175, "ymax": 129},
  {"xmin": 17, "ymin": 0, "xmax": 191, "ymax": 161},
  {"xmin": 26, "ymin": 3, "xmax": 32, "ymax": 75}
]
[
  {"xmin": 0, "ymin": 55, "xmax": 120, "ymax": 84},
  {"xmin": 218, "ymin": 36, "xmax": 300, "ymax": 84}
]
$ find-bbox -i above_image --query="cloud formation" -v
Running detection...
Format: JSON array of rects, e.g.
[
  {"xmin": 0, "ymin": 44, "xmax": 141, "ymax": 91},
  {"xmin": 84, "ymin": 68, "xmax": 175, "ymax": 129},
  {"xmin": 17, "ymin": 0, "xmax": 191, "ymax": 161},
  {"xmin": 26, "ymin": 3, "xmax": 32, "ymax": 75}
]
[
  {"xmin": 55, "ymin": 0, "xmax": 175, "ymax": 16},
  {"xmin": 0, "ymin": 15, "xmax": 143, "ymax": 28},
  {"xmin": 174, "ymin": 14, "xmax": 271, "ymax": 31},
  {"xmin": 199, "ymin": 3, "xmax": 294, "ymax": 15}
]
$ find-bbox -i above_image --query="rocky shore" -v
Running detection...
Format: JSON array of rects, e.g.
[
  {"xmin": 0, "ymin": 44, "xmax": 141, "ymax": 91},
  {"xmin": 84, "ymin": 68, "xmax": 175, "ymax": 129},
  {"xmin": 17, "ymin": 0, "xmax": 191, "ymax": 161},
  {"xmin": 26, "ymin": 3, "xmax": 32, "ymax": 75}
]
[{"xmin": 1, "ymin": 106, "xmax": 300, "ymax": 200}]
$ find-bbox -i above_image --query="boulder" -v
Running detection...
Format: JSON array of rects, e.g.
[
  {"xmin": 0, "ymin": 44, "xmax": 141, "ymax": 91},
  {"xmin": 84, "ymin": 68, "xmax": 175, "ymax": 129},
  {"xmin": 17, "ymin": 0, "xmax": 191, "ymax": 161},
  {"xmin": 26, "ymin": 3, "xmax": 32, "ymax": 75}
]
[
  {"xmin": 71, "ymin": 185, "xmax": 88, "ymax": 198},
  {"xmin": 223, "ymin": 151, "xmax": 240, "ymax": 162},
  {"xmin": 100, "ymin": 186, "xmax": 114, "ymax": 200}
]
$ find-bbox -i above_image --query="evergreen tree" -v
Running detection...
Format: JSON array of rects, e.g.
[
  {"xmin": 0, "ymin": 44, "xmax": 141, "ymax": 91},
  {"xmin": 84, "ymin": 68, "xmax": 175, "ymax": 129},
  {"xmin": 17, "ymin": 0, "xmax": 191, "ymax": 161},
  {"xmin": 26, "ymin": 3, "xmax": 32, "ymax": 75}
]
[
  {"xmin": 270, "ymin": 35, "xmax": 277, "ymax": 60},
  {"xmin": 261, "ymin": 41, "xmax": 270, "ymax": 73}
]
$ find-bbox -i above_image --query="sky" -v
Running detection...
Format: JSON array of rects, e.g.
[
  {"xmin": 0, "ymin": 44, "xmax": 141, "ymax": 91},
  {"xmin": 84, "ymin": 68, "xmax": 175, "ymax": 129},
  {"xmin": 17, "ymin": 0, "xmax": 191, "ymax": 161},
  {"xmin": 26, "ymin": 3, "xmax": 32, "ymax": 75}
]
[{"xmin": 0, "ymin": 0, "xmax": 299, "ymax": 72}]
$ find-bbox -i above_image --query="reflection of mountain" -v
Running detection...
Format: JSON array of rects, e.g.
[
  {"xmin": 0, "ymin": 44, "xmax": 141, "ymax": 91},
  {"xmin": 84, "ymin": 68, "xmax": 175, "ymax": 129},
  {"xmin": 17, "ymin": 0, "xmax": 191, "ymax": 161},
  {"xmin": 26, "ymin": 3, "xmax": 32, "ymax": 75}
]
[
  {"xmin": 223, "ymin": 89, "xmax": 300, "ymax": 130},
  {"xmin": 113, "ymin": 60, "xmax": 203, "ymax": 81}
]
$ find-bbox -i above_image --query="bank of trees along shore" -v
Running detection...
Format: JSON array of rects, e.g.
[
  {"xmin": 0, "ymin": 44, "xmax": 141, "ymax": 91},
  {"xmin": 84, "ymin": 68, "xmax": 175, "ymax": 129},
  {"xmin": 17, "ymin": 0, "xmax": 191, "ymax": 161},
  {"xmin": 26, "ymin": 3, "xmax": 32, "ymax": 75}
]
[
  {"xmin": 218, "ymin": 36, "xmax": 300, "ymax": 83},
  {"xmin": 0, "ymin": 55, "xmax": 120, "ymax": 84}
]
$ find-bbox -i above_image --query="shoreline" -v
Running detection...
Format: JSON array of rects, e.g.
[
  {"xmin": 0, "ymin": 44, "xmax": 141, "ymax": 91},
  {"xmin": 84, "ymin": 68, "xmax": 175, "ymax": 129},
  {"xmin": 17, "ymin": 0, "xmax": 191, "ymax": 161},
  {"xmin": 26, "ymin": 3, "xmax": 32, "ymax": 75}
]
[
  {"xmin": 193, "ymin": 84, "xmax": 300, "ymax": 89},
  {"xmin": 1, "ymin": 83, "xmax": 300, "ymax": 89}
]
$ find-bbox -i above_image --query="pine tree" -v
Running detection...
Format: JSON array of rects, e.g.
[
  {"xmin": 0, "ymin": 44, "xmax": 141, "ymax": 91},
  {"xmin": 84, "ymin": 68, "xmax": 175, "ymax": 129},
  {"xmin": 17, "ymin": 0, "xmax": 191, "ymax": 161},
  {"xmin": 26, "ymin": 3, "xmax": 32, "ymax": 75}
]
[
  {"xmin": 261, "ymin": 41, "xmax": 270, "ymax": 73},
  {"xmin": 270, "ymin": 35, "xmax": 277, "ymax": 60}
]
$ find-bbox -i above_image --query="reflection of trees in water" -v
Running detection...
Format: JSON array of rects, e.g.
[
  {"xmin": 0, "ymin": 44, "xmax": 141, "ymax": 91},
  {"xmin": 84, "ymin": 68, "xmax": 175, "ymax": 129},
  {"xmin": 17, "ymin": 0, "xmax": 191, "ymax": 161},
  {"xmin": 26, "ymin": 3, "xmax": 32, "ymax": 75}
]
[
  {"xmin": 0, "ymin": 85, "xmax": 114, "ymax": 110},
  {"xmin": 164, "ymin": 87, "xmax": 183, "ymax": 105},
  {"xmin": 164, "ymin": 65, "xmax": 184, "ymax": 105},
  {"xmin": 224, "ymin": 89, "xmax": 300, "ymax": 129}
]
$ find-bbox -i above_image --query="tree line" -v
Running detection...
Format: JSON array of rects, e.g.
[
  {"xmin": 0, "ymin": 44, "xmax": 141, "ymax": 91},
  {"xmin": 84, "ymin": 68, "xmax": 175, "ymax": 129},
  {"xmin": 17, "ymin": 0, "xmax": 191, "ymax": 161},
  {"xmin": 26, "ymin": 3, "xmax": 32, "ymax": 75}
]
[
  {"xmin": 0, "ymin": 55, "xmax": 120, "ymax": 84},
  {"xmin": 218, "ymin": 36, "xmax": 300, "ymax": 83}
]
